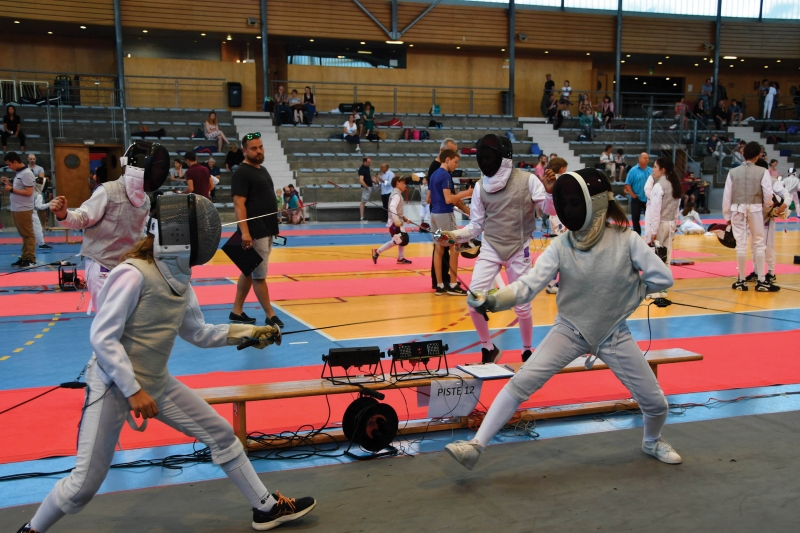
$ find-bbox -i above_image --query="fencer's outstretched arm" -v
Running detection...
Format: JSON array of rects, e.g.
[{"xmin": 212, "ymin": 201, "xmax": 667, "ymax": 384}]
[
  {"xmin": 629, "ymin": 231, "xmax": 673, "ymax": 294},
  {"xmin": 90, "ymin": 264, "xmax": 145, "ymax": 398},
  {"xmin": 54, "ymin": 187, "xmax": 109, "ymax": 229},
  {"xmin": 176, "ymin": 289, "xmax": 269, "ymax": 347},
  {"xmin": 489, "ymin": 243, "xmax": 560, "ymax": 310},
  {"xmin": 722, "ymin": 173, "xmax": 733, "ymax": 222}
]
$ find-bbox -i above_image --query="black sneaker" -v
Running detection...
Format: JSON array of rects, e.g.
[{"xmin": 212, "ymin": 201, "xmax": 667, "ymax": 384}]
[
  {"xmin": 396, "ymin": 258, "xmax": 412, "ymax": 264},
  {"xmin": 755, "ymin": 280, "xmax": 780, "ymax": 292},
  {"xmin": 371, "ymin": 249, "xmax": 379, "ymax": 264},
  {"xmin": 447, "ymin": 283, "xmax": 468, "ymax": 296},
  {"xmin": 269, "ymin": 315, "xmax": 285, "ymax": 329},
  {"xmin": 765, "ymin": 272, "xmax": 777, "ymax": 284},
  {"xmin": 38, "ymin": 243, "xmax": 53, "ymax": 250},
  {"xmin": 229, "ymin": 311, "xmax": 257, "ymax": 324},
  {"xmin": 521, "ymin": 350, "xmax": 532, "ymax": 363},
  {"xmin": 732, "ymin": 280, "xmax": 748, "ymax": 291},
  {"xmin": 481, "ymin": 345, "xmax": 502, "ymax": 364},
  {"xmin": 11, "ymin": 259, "xmax": 24, "ymax": 267},
  {"xmin": 252, "ymin": 492, "xmax": 316, "ymax": 531},
  {"xmin": 435, "ymin": 285, "xmax": 446, "ymax": 296},
  {"xmin": 745, "ymin": 271, "xmax": 758, "ymax": 282},
  {"xmin": 16, "ymin": 524, "xmax": 36, "ymax": 533}
]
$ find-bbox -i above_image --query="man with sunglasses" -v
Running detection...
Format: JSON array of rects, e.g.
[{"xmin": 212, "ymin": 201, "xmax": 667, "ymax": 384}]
[{"xmin": 229, "ymin": 132, "xmax": 285, "ymax": 329}]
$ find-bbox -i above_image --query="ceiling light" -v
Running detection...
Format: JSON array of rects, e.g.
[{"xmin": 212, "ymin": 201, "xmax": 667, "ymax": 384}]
[
  {"xmin": 80, "ymin": 25, "xmax": 86, "ymax": 29},
  {"xmin": 776, "ymin": 59, "xmax": 781, "ymax": 63},
  {"xmin": 501, "ymin": 48, "xmax": 505, "ymax": 52},
  {"xmin": 358, "ymin": 50, "xmax": 372, "ymax": 54},
  {"xmin": 666, "ymin": 77, "xmax": 670, "ymax": 80},
  {"xmin": 227, "ymin": 34, "xmax": 232, "ymax": 40},
  {"xmin": 723, "ymin": 56, "xmax": 737, "ymax": 59},
  {"xmin": 694, "ymin": 63, "xmax": 699, "ymax": 66},
  {"xmin": 658, "ymin": 61, "xmax": 662, "ymax": 64},
  {"xmin": 703, "ymin": 57, "xmax": 707, "ymax": 60},
  {"xmin": 634, "ymin": 77, "xmax": 638, "ymax": 80},
  {"xmin": 643, "ymin": 82, "xmax": 647, "ymax": 85},
  {"xmin": 48, "ymin": 31, "xmax": 53, "ymax": 34},
  {"xmin": 409, "ymin": 44, "xmax": 414, "ymax": 47},
  {"xmin": 626, "ymin": 54, "xmax": 630, "ymax": 57},
  {"xmin": 709, "ymin": 59, "xmax": 713, "ymax": 63},
  {"xmin": 764, "ymin": 65, "xmax": 768, "ymax": 68},
  {"xmin": 256, "ymin": 36, "xmax": 261, "ymax": 39},
  {"xmin": 14, "ymin": 20, "xmax": 20, "ymax": 24},
  {"xmin": 236, "ymin": 59, "xmax": 241, "ymax": 63},
  {"xmin": 673, "ymin": 83, "xmax": 677, "ymax": 86},
  {"xmin": 586, "ymin": 52, "xmax": 590, "ymax": 55},
  {"xmin": 740, "ymin": 58, "xmax": 744, "ymax": 62},
  {"xmin": 142, "ymin": 30, "xmax": 148, "ymax": 33},
  {"xmin": 544, "ymin": 51, "xmax": 548, "ymax": 54},
  {"xmin": 360, "ymin": 41, "xmax": 366, "ymax": 45},
  {"xmin": 665, "ymin": 56, "xmax": 669, "ymax": 58},
  {"xmin": 620, "ymin": 60, "xmax": 625, "ymax": 63},
  {"xmin": 127, "ymin": 53, "xmax": 131, "ymax": 57},
  {"xmin": 456, "ymin": 46, "xmax": 460, "ymax": 49},
  {"xmin": 386, "ymin": 40, "xmax": 403, "ymax": 45},
  {"xmin": 730, "ymin": 64, "xmax": 734, "ymax": 67},
  {"xmin": 201, "ymin": 33, "xmax": 206, "ymax": 36},
  {"xmin": 309, "ymin": 39, "xmax": 314, "ymax": 42}
]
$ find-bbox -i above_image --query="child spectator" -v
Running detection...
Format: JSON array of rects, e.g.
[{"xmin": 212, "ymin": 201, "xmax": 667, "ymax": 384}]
[
  {"xmin": 275, "ymin": 189, "xmax": 284, "ymax": 223},
  {"xmin": 615, "ymin": 149, "xmax": 627, "ymax": 180},
  {"xmin": 600, "ymin": 145, "xmax": 614, "ymax": 177},
  {"xmin": 419, "ymin": 176, "xmax": 430, "ymax": 224},
  {"xmin": 289, "ymin": 90, "xmax": 304, "ymax": 124}
]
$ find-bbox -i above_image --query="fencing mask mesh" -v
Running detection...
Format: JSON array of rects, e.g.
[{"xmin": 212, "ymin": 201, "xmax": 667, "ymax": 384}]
[
  {"xmin": 476, "ymin": 134, "xmax": 513, "ymax": 177},
  {"xmin": 552, "ymin": 169, "xmax": 611, "ymax": 232},
  {"xmin": 122, "ymin": 141, "xmax": 170, "ymax": 193}
]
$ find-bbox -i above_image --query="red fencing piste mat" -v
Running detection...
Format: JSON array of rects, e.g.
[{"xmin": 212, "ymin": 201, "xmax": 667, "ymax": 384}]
[{"xmin": 1, "ymin": 329, "xmax": 799, "ymax": 464}]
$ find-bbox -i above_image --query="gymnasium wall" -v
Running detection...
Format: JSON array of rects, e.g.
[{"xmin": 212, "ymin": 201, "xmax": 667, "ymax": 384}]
[{"xmin": 0, "ymin": 35, "xmax": 117, "ymax": 75}]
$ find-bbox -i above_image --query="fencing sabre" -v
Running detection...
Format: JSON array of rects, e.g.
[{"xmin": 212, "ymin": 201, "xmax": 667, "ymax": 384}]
[{"xmin": 220, "ymin": 203, "xmax": 318, "ymax": 227}]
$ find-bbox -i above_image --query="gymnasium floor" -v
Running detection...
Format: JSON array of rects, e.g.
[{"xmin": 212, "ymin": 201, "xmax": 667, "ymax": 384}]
[{"xmin": 1, "ymin": 214, "xmax": 799, "ymax": 531}]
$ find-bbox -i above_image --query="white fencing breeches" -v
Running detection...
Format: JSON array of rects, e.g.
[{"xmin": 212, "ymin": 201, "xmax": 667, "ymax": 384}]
[
  {"xmin": 731, "ymin": 210, "xmax": 766, "ymax": 281},
  {"xmin": 752, "ymin": 218, "xmax": 776, "ymax": 273},
  {"xmin": 32, "ymin": 211, "xmax": 44, "ymax": 245},
  {"xmin": 655, "ymin": 221, "xmax": 675, "ymax": 266},
  {"xmin": 84, "ymin": 259, "xmax": 109, "ymax": 315},
  {"xmin": 763, "ymin": 96, "xmax": 773, "ymax": 119},
  {"xmin": 46, "ymin": 361, "xmax": 243, "ymax": 516}
]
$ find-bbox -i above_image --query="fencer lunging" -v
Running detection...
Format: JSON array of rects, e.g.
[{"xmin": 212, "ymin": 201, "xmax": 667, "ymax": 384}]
[
  {"xmin": 445, "ymin": 169, "xmax": 681, "ymax": 471},
  {"xmin": 372, "ymin": 175, "xmax": 413, "ymax": 264},
  {"xmin": 49, "ymin": 141, "xmax": 169, "ymax": 312},
  {"xmin": 18, "ymin": 195, "xmax": 315, "ymax": 533},
  {"xmin": 437, "ymin": 134, "xmax": 556, "ymax": 364}
]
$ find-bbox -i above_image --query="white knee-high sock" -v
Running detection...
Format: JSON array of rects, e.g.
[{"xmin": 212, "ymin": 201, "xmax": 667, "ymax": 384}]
[
  {"xmin": 643, "ymin": 412, "xmax": 668, "ymax": 442},
  {"xmin": 30, "ymin": 491, "xmax": 66, "ymax": 532},
  {"xmin": 377, "ymin": 241, "xmax": 395, "ymax": 254},
  {"xmin": 474, "ymin": 388, "xmax": 522, "ymax": 447},
  {"xmin": 736, "ymin": 252, "xmax": 747, "ymax": 280},
  {"xmin": 518, "ymin": 315, "xmax": 533, "ymax": 351},
  {"xmin": 754, "ymin": 251, "xmax": 766, "ymax": 282},
  {"xmin": 397, "ymin": 245, "xmax": 405, "ymax": 259},
  {"xmin": 221, "ymin": 451, "xmax": 275, "ymax": 512},
  {"xmin": 468, "ymin": 306, "xmax": 494, "ymax": 351}
]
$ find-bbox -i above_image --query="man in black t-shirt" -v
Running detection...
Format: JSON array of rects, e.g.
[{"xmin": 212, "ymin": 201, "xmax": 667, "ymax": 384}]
[
  {"xmin": 541, "ymin": 74, "xmax": 555, "ymax": 117},
  {"xmin": 358, "ymin": 156, "xmax": 374, "ymax": 221},
  {"xmin": 229, "ymin": 133, "xmax": 284, "ymax": 329}
]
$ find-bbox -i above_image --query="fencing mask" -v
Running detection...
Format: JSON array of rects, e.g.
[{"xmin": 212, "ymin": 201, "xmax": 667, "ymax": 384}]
[
  {"xmin": 707, "ymin": 223, "xmax": 736, "ymax": 248},
  {"xmin": 459, "ymin": 238, "xmax": 482, "ymax": 259},
  {"xmin": 120, "ymin": 141, "xmax": 170, "ymax": 207},
  {"xmin": 476, "ymin": 134, "xmax": 513, "ymax": 177},
  {"xmin": 552, "ymin": 168, "xmax": 614, "ymax": 251},
  {"xmin": 149, "ymin": 194, "xmax": 221, "ymax": 295}
]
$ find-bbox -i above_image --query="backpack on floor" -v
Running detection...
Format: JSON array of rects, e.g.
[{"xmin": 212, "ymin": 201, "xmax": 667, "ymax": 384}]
[
  {"xmin": 787, "ymin": 126, "xmax": 799, "ymax": 135},
  {"xmin": 461, "ymin": 147, "xmax": 477, "ymax": 155},
  {"xmin": 428, "ymin": 119, "xmax": 443, "ymax": 129},
  {"xmin": 430, "ymin": 104, "xmax": 441, "ymax": 115},
  {"xmin": 420, "ymin": 130, "xmax": 430, "ymax": 140},
  {"xmin": 529, "ymin": 143, "xmax": 542, "ymax": 155}
]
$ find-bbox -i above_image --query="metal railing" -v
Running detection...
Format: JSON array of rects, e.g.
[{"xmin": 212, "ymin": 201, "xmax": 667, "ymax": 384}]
[{"xmin": 124, "ymin": 75, "xmax": 227, "ymax": 109}]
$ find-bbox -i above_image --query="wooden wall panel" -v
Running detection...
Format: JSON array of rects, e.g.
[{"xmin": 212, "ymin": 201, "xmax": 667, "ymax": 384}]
[
  {"xmin": 0, "ymin": 35, "xmax": 117, "ymax": 75},
  {"xmin": 720, "ymin": 22, "xmax": 800, "ymax": 60},
  {"xmin": 514, "ymin": 11, "xmax": 616, "ymax": 52},
  {"xmin": 53, "ymin": 144, "xmax": 92, "ymax": 209},
  {"xmin": 120, "ymin": 0, "xmax": 261, "ymax": 33},
  {"xmin": 0, "ymin": 0, "xmax": 114, "ymax": 25},
  {"xmin": 621, "ymin": 16, "xmax": 714, "ymax": 56},
  {"xmin": 266, "ymin": 0, "xmax": 395, "ymax": 42}
]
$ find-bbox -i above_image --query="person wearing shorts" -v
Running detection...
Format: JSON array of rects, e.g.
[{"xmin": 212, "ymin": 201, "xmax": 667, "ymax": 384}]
[
  {"xmin": 429, "ymin": 149, "xmax": 473, "ymax": 295},
  {"xmin": 229, "ymin": 133, "xmax": 285, "ymax": 328},
  {"xmin": 358, "ymin": 156, "xmax": 375, "ymax": 221}
]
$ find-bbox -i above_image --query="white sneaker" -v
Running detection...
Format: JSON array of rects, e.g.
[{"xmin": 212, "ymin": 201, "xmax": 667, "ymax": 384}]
[
  {"xmin": 445, "ymin": 440, "xmax": 484, "ymax": 470},
  {"xmin": 642, "ymin": 438, "xmax": 682, "ymax": 464},
  {"xmin": 646, "ymin": 291, "xmax": 667, "ymax": 300},
  {"xmin": 545, "ymin": 281, "xmax": 559, "ymax": 294}
]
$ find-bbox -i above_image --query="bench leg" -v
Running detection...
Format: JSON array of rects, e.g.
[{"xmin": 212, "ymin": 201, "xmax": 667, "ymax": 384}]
[
  {"xmin": 233, "ymin": 401, "xmax": 248, "ymax": 451},
  {"xmin": 649, "ymin": 363, "xmax": 658, "ymax": 378}
]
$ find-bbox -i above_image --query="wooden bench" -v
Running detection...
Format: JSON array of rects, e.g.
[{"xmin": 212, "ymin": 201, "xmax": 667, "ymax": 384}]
[
  {"xmin": 46, "ymin": 227, "xmax": 79, "ymax": 244},
  {"xmin": 195, "ymin": 348, "xmax": 702, "ymax": 451}
]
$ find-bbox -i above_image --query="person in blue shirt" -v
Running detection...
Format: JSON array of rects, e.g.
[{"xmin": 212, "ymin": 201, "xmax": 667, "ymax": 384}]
[
  {"xmin": 623, "ymin": 152, "xmax": 652, "ymax": 236},
  {"xmin": 430, "ymin": 149, "xmax": 473, "ymax": 295}
]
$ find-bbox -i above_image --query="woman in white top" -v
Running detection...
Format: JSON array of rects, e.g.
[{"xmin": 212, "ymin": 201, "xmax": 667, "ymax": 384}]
[
  {"xmin": 732, "ymin": 144, "xmax": 746, "ymax": 167},
  {"xmin": 599, "ymin": 145, "xmax": 615, "ymax": 177},
  {"xmin": 342, "ymin": 114, "xmax": 361, "ymax": 152},
  {"xmin": 419, "ymin": 176, "xmax": 430, "ymax": 223},
  {"xmin": 763, "ymin": 82, "xmax": 776, "ymax": 119},
  {"xmin": 645, "ymin": 157, "xmax": 683, "ymax": 271},
  {"xmin": 204, "ymin": 112, "xmax": 229, "ymax": 153},
  {"xmin": 559, "ymin": 80, "xmax": 572, "ymax": 106},
  {"xmin": 678, "ymin": 202, "xmax": 705, "ymax": 234},
  {"xmin": 169, "ymin": 158, "xmax": 185, "ymax": 182}
]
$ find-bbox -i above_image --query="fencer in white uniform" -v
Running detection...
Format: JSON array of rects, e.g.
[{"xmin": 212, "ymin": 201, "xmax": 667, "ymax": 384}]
[
  {"xmin": 49, "ymin": 141, "xmax": 169, "ymax": 312},
  {"xmin": 437, "ymin": 134, "xmax": 555, "ymax": 363},
  {"xmin": 17, "ymin": 195, "xmax": 315, "ymax": 533},
  {"xmin": 643, "ymin": 157, "xmax": 682, "ymax": 298},
  {"xmin": 746, "ymin": 161, "xmax": 791, "ymax": 283},
  {"xmin": 782, "ymin": 168, "xmax": 799, "ymax": 219},
  {"xmin": 372, "ymin": 176, "xmax": 412, "ymax": 264},
  {"xmin": 723, "ymin": 142, "xmax": 779, "ymax": 292},
  {"xmin": 445, "ymin": 168, "xmax": 680, "ymax": 471}
]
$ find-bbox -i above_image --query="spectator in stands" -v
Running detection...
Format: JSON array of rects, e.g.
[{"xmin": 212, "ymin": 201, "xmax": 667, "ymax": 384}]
[
  {"xmin": 794, "ymin": 91, "xmax": 800, "ymax": 120},
  {"xmin": 549, "ymin": 153, "xmax": 558, "ymax": 159},
  {"xmin": 706, "ymin": 133, "xmax": 721, "ymax": 157},
  {"xmin": 579, "ymin": 93, "xmax": 593, "ymax": 115},
  {"xmin": 303, "ymin": 86, "xmax": 317, "ymax": 124},
  {"xmin": 682, "ymin": 172, "xmax": 708, "ymax": 213},
  {"xmin": 559, "ymin": 80, "xmax": 573, "ymax": 106},
  {"xmin": 343, "ymin": 114, "xmax": 362, "ymax": 153},
  {"xmin": 282, "ymin": 186, "xmax": 302, "ymax": 224},
  {"xmin": 3, "ymin": 152, "xmax": 36, "ymax": 267},
  {"xmin": 204, "ymin": 156, "xmax": 221, "ymax": 200},
  {"xmin": 2, "ymin": 105, "xmax": 25, "ymax": 153},
  {"xmin": 729, "ymin": 99, "xmax": 743, "ymax": 126},
  {"xmin": 712, "ymin": 99, "xmax": 729, "ymax": 130},
  {"xmin": 275, "ymin": 189, "xmax": 284, "ymax": 223},
  {"xmin": 358, "ymin": 156, "xmax": 374, "ymax": 221},
  {"xmin": 694, "ymin": 98, "xmax": 708, "ymax": 126},
  {"xmin": 772, "ymin": 82, "xmax": 781, "ymax": 118},
  {"xmin": 768, "ymin": 159, "xmax": 779, "ymax": 178},
  {"xmin": 546, "ymin": 95, "xmax": 561, "ymax": 128},
  {"xmin": 273, "ymin": 85, "xmax": 291, "ymax": 125},
  {"xmin": 204, "ymin": 112, "xmax": 229, "ymax": 153},
  {"xmin": 169, "ymin": 158, "xmax": 185, "ymax": 183},
  {"xmin": 764, "ymin": 81, "xmax": 776, "ymax": 119},
  {"xmin": 732, "ymin": 144, "xmax": 745, "ymax": 167},
  {"xmin": 623, "ymin": 152, "xmax": 651, "ymax": 235},
  {"xmin": 379, "ymin": 163, "xmax": 394, "ymax": 211},
  {"xmin": 600, "ymin": 95, "xmax": 614, "ymax": 129},
  {"xmin": 533, "ymin": 154, "xmax": 547, "ymax": 179},
  {"xmin": 699, "ymin": 78, "xmax": 713, "ymax": 107},
  {"xmin": 579, "ymin": 108, "xmax": 594, "ymax": 141},
  {"xmin": 615, "ymin": 149, "xmax": 627, "ymax": 181},
  {"xmin": 288, "ymin": 90, "xmax": 304, "ymax": 124},
  {"xmin": 360, "ymin": 101, "xmax": 375, "ymax": 138},
  {"xmin": 182, "ymin": 151, "xmax": 213, "ymax": 199},
  {"xmin": 600, "ymin": 145, "xmax": 615, "ymax": 177},
  {"xmin": 674, "ymin": 96, "xmax": 689, "ymax": 129},
  {"xmin": 93, "ymin": 157, "xmax": 109, "ymax": 184},
  {"xmin": 541, "ymin": 74, "xmax": 555, "ymax": 117},
  {"xmin": 225, "ymin": 142, "xmax": 245, "ymax": 172},
  {"xmin": 758, "ymin": 79, "xmax": 769, "ymax": 118}
]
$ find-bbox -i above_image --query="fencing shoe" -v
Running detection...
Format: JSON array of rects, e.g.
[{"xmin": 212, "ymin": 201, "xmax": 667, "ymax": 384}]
[
  {"xmin": 745, "ymin": 271, "xmax": 758, "ymax": 282},
  {"xmin": 731, "ymin": 280, "xmax": 748, "ymax": 291},
  {"xmin": 16, "ymin": 525, "xmax": 37, "ymax": 533},
  {"xmin": 755, "ymin": 280, "xmax": 780, "ymax": 292},
  {"xmin": 545, "ymin": 281, "xmax": 559, "ymax": 294},
  {"xmin": 521, "ymin": 350, "xmax": 532, "ymax": 363},
  {"xmin": 642, "ymin": 438, "xmax": 682, "ymax": 464},
  {"xmin": 765, "ymin": 272, "xmax": 777, "ymax": 284},
  {"xmin": 445, "ymin": 440, "xmax": 485, "ymax": 470},
  {"xmin": 481, "ymin": 345, "xmax": 502, "ymax": 364},
  {"xmin": 252, "ymin": 492, "xmax": 316, "ymax": 531}
]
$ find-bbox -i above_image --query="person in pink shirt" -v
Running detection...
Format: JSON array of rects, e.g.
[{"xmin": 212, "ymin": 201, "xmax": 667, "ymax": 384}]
[{"xmin": 533, "ymin": 154, "xmax": 547, "ymax": 179}]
